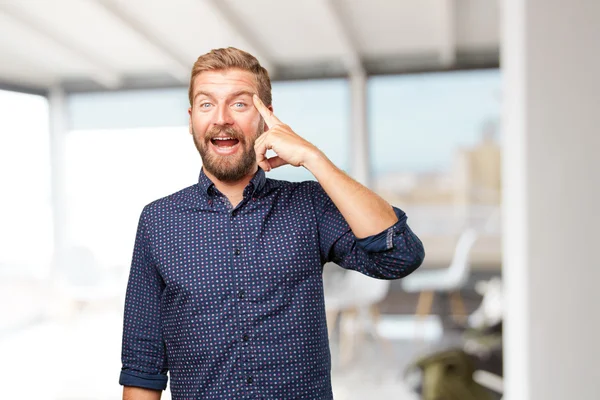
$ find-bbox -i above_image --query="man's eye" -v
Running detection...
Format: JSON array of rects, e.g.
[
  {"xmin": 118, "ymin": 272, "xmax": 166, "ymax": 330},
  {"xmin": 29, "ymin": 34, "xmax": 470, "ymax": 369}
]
[
  {"xmin": 200, "ymin": 103, "xmax": 212, "ymax": 108},
  {"xmin": 233, "ymin": 102, "xmax": 246, "ymax": 108}
]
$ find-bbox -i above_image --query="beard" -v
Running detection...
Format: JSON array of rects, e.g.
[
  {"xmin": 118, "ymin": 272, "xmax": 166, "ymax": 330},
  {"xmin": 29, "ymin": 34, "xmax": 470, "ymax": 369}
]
[{"xmin": 193, "ymin": 124, "xmax": 263, "ymax": 182}]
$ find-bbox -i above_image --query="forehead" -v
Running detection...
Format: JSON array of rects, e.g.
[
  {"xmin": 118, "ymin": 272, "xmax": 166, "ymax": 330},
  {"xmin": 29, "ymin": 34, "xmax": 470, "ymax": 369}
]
[{"xmin": 192, "ymin": 69, "xmax": 258, "ymax": 98}]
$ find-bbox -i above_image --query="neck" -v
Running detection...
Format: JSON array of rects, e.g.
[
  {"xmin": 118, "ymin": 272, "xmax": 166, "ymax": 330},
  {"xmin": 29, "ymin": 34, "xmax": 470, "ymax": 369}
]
[{"xmin": 203, "ymin": 165, "xmax": 258, "ymax": 206}]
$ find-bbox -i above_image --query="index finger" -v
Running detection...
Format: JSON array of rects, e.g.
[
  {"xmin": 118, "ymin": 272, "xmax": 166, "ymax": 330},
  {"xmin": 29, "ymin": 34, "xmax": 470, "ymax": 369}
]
[{"xmin": 253, "ymin": 94, "xmax": 281, "ymax": 127}]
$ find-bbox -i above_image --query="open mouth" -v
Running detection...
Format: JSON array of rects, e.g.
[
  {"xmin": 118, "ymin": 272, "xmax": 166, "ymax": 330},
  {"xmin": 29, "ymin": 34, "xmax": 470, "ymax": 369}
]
[{"xmin": 210, "ymin": 137, "xmax": 240, "ymax": 148}]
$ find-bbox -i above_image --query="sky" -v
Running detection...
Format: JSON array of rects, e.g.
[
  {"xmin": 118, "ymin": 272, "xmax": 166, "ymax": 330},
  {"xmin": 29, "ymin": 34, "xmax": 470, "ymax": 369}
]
[
  {"xmin": 266, "ymin": 69, "xmax": 501, "ymax": 180},
  {"xmin": 369, "ymin": 69, "xmax": 501, "ymax": 174}
]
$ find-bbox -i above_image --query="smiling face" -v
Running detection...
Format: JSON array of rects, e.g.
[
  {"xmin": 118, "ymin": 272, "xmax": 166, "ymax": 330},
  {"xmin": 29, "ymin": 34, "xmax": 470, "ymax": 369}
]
[{"xmin": 188, "ymin": 68, "xmax": 266, "ymax": 183}]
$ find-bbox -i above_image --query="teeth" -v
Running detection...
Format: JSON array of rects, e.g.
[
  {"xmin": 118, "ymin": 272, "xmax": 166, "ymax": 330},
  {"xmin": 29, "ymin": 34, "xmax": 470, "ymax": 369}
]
[{"xmin": 213, "ymin": 137, "xmax": 234, "ymax": 141}]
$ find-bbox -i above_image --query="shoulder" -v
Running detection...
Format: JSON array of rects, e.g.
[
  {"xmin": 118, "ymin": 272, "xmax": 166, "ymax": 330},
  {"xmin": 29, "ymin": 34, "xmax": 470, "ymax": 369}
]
[
  {"xmin": 263, "ymin": 177, "xmax": 323, "ymax": 198},
  {"xmin": 140, "ymin": 184, "xmax": 200, "ymax": 219}
]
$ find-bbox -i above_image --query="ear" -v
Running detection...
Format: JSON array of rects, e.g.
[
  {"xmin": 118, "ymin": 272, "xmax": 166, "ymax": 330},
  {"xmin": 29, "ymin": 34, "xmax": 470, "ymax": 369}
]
[{"xmin": 188, "ymin": 107, "xmax": 193, "ymax": 134}]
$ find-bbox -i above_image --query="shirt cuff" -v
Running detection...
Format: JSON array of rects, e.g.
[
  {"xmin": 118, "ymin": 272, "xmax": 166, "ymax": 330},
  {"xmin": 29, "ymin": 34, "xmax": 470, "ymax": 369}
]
[
  {"xmin": 355, "ymin": 207, "xmax": 408, "ymax": 253},
  {"xmin": 119, "ymin": 369, "xmax": 168, "ymax": 391}
]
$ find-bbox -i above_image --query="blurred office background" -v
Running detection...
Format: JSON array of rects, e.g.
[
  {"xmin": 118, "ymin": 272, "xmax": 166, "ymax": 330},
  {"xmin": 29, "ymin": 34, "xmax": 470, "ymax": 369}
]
[{"xmin": 0, "ymin": 1, "xmax": 597, "ymax": 399}]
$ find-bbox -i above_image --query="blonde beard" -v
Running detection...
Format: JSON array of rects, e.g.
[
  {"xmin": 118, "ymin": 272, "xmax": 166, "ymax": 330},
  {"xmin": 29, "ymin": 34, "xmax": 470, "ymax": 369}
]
[{"xmin": 193, "ymin": 124, "xmax": 263, "ymax": 182}]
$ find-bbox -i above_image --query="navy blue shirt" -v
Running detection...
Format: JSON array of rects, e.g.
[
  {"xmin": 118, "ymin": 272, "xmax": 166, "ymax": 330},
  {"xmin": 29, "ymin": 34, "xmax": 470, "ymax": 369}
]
[{"xmin": 120, "ymin": 168, "xmax": 424, "ymax": 399}]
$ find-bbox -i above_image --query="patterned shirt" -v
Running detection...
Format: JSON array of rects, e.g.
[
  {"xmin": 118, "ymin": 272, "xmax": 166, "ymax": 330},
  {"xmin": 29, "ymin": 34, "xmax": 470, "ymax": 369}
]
[{"xmin": 120, "ymin": 168, "xmax": 425, "ymax": 399}]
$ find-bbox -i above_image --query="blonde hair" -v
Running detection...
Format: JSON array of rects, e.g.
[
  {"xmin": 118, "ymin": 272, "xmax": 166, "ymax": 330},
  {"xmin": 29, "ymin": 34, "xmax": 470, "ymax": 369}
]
[{"xmin": 188, "ymin": 47, "xmax": 272, "ymax": 107}]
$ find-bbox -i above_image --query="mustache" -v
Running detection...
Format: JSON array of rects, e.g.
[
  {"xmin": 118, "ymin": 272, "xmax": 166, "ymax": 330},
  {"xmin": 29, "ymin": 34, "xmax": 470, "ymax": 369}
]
[{"xmin": 205, "ymin": 126, "xmax": 244, "ymax": 142}]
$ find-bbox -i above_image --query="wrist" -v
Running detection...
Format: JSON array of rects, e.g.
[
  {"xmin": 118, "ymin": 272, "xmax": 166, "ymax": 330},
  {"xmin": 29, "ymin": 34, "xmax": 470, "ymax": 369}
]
[{"xmin": 301, "ymin": 148, "xmax": 330, "ymax": 172}]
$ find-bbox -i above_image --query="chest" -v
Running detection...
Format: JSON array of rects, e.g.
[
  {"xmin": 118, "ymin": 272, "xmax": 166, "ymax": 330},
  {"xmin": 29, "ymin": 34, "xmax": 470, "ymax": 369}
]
[{"xmin": 151, "ymin": 201, "xmax": 321, "ymax": 303}]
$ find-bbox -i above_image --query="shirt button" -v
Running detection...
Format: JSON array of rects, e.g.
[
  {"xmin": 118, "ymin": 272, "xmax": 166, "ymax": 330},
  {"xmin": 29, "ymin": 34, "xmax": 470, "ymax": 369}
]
[
  {"xmin": 243, "ymin": 334, "xmax": 249, "ymax": 342},
  {"xmin": 234, "ymin": 248, "xmax": 241, "ymax": 255},
  {"xmin": 246, "ymin": 376, "xmax": 253, "ymax": 384},
  {"xmin": 238, "ymin": 290, "xmax": 245, "ymax": 299}
]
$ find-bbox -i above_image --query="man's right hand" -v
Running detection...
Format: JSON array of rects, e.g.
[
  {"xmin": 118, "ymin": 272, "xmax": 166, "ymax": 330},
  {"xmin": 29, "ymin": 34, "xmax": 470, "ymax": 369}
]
[{"xmin": 123, "ymin": 386, "xmax": 162, "ymax": 400}]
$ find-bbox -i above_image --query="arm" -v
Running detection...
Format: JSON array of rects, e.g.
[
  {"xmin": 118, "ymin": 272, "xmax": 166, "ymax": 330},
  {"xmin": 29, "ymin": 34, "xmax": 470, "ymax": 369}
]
[
  {"xmin": 302, "ymin": 151, "xmax": 397, "ymax": 238},
  {"xmin": 120, "ymin": 209, "xmax": 169, "ymax": 392},
  {"xmin": 252, "ymin": 95, "xmax": 424, "ymax": 277},
  {"xmin": 252, "ymin": 94, "xmax": 398, "ymax": 238},
  {"xmin": 123, "ymin": 387, "xmax": 161, "ymax": 400}
]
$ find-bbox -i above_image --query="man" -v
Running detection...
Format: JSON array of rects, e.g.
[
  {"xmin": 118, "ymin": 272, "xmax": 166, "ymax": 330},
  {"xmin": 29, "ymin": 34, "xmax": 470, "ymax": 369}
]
[{"xmin": 120, "ymin": 47, "xmax": 425, "ymax": 399}]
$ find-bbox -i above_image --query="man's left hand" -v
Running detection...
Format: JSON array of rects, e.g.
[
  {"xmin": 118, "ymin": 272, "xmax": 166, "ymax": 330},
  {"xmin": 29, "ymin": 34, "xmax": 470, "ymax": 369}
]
[{"xmin": 252, "ymin": 94, "xmax": 322, "ymax": 172}]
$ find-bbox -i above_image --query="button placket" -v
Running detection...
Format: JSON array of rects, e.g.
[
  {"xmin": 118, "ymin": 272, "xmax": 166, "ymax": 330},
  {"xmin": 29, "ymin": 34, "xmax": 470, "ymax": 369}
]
[{"xmin": 230, "ymin": 201, "xmax": 256, "ymax": 393}]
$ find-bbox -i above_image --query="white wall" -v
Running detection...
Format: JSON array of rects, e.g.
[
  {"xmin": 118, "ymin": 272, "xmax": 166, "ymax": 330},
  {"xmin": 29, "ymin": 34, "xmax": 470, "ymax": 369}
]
[{"xmin": 502, "ymin": 0, "xmax": 600, "ymax": 399}]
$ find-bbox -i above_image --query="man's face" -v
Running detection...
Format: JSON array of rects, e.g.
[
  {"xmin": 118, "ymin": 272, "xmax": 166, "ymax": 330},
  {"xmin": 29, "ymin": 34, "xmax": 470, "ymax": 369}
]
[{"xmin": 188, "ymin": 68, "xmax": 267, "ymax": 182}]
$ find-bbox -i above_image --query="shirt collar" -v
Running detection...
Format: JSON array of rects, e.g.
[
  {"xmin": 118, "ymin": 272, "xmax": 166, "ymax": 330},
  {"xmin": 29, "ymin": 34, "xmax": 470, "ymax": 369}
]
[{"xmin": 197, "ymin": 167, "xmax": 266, "ymax": 199}]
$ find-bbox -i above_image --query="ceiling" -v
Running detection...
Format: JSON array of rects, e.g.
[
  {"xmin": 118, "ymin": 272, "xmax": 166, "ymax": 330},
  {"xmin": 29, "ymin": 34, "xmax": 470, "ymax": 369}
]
[{"xmin": 0, "ymin": 0, "xmax": 500, "ymax": 94}]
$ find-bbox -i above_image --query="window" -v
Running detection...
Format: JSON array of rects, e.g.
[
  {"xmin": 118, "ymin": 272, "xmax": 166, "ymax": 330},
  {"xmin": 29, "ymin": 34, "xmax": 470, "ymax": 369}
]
[
  {"xmin": 267, "ymin": 79, "xmax": 349, "ymax": 181},
  {"xmin": 369, "ymin": 70, "xmax": 502, "ymax": 266},
  {"xmin": 0, "ymin": 90, "xmax": 51, "ymax": 276},
  {"xmin": 64, "ymin": 126, "xmax": 199, "ymax": 268}
]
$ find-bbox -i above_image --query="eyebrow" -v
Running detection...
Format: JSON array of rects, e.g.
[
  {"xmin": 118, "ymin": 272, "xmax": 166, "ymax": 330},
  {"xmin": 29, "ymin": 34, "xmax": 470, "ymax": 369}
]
[
  {"xmin": 230, "ymin": 90, "xmax": 255, "ymax": 99},
  {"xmin": 193, "ymin": 90, "xmax": 256, "ymax": 102}
]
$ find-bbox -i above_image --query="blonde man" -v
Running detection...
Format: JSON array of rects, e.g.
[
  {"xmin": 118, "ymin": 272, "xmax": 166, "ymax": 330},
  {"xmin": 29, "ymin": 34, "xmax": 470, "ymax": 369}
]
[{"xmin": 120, "ymin": 47, "xmax": 424, "ymax": 400}]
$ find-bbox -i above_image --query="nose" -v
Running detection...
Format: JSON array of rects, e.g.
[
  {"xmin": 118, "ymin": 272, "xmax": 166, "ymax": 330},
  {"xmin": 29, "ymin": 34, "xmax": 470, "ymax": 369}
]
[{"xmin": 214, "ymin": 104, "xmax": 234, "ymax": 126}]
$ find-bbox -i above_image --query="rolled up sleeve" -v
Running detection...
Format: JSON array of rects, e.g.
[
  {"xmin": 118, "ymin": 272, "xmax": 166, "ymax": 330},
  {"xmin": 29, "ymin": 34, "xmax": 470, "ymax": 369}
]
[
  {"xmin": 119, "ymin": 369, "xmax": 168, "ymax": 391},
  {"xmin": 120, "ymin": 208, "xmax": 168, "ymax": 390},
  {"xmin": 355, "ymin": 207, "xmax": 425, "ymax": 275}
]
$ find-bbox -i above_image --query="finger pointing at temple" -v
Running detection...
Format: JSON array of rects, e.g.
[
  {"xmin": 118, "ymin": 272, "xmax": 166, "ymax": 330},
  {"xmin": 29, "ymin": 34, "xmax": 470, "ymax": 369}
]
[{"xmin": 253, "ymin": 94, "xmax": 281, "ymax": 130}]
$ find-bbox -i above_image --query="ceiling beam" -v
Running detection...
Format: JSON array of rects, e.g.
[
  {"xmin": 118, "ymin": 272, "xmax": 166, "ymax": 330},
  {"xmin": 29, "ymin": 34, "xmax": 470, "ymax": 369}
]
[
  {"xmin": 439, "ymin": 0, "xmax": 457, "ymax": 67},
  {"xmin": 0, "ymin": 79, "xmax": 48, "ymax": 96},
  {"xmin": 321, "ymin": 0, "xmax": 364, "ymax": 76},
  {"xmin": 0, "ymin": 45, "xmax": 56, "ymax": 91},
  {"xmin": 203, "ymin": 0, "xmax": 275, "ymax": 75},
  {"xmin": 58, "ymin": 48, "xmax": 500, "ymax": 93},
  {"xmin": 0, "ymin": 3, "xmax": 121, "ymax": 89},
  {"xmin": 93, "ymin": 0, "xmax": 190, "ymax": 83}
]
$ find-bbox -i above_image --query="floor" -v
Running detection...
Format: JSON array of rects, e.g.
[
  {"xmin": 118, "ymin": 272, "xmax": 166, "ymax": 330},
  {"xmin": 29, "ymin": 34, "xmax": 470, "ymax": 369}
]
[{"xmin": 0, "ymin": 274, "xmax": 488, "ymax": 400}]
